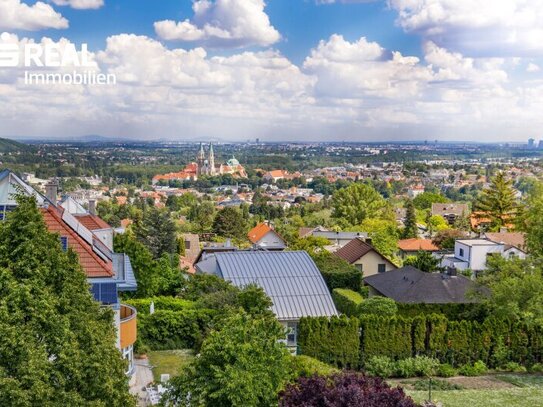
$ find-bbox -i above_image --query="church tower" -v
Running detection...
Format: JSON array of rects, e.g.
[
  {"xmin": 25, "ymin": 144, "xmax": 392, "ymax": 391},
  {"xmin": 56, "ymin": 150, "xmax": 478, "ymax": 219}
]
[
  {"xmin": 208, "ymin": 143, "xmax": 216, "ymax": 175},
  {"xmin": 197, "ymin": 143, "xmax": 206, "ymax": 175}
]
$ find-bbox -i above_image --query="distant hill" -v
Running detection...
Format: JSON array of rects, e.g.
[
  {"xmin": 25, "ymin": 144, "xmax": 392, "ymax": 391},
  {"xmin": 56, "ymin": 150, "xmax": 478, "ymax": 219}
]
[{"xmin": 0, "ymin": 137, "xmax": 27, "ymax": 153}]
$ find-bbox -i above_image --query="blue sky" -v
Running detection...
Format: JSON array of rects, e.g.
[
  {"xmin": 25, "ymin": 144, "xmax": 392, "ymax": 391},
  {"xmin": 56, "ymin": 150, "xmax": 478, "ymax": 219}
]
[{"xmin": 1, "ymin": 0, "xmax": 542, "ymax": 142}]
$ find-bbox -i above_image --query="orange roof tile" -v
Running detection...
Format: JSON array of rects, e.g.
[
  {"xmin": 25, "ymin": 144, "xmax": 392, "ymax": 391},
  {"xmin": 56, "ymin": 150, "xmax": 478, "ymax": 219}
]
[
  {"xmin": 42, "ymin": 206, "xmax": 113, "ymax": 278},
  {"xmin": 247, "ymin": 222, "xmax": 273, "ymax": 244},
  {"xmin": 398, "ymin": 238, "xmax": 439, "ymax": 252},
  {"xmin": 75, "ymin": 214, "xmax": 111, "ymax": 231}
]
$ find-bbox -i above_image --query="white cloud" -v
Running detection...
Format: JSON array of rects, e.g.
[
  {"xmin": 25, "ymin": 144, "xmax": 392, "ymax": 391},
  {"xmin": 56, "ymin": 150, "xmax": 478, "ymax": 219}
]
[
  {"xmin": 388, "ymin": 0, "xmax": 543, "ymax": 57},
  {"xmin": 0, "ymin": 0, "xmax": 68, "ymax": 30},
  {"xmin": 51, "ymin": 0, "xmax": 104, "ymax": 10},
  {"xmin": 154, "ymin": 0, "xmax": 280, "ymax": 48},
  {"xmin": 1, "ymin": 33, "xmax": 542, "ymax": 142},
  {"xmin": 527, "ymin": 62, "xmax": 540, "ymax": 72}
]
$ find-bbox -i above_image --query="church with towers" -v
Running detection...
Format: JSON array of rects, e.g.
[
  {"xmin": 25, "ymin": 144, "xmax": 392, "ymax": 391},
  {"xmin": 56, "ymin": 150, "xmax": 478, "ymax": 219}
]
[{"xmin": 196, "ymin": 143, "xmax": 247, "ymax": 178}]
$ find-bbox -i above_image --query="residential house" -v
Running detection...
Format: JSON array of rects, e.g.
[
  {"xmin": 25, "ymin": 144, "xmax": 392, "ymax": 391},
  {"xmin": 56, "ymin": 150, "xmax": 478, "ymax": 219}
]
[
  {"xmin": 195, "ymin": 250, "xmax": 338, "ymax": 353},
  {"xmin": 299, "ymin": 227, "xmax": 369, "ymax": 252},
  {"xmin": 441, "ymin": 238, "xmax": 527, "ymax": 273},
  {"xmin": 408, "ymin": 185, "xmax": 425, "ymax": 198},
  {"xmin": 180, "ymin": 233, "xmax": 200, "ymax": 274},
  {"xmin": 398, "ymin": 238, "xmax": 440, "ymax": 259},
  {"xmin": 482, "ymin": 231, "xmax": 526, "ymax": 251},
  {"xmin": 247, "ymin": 222, "xmax": 287, "ymax": 250},
  {"xmin": 431, "ymin": 203, "xmax": 469, "ymax": 225},
  {"xmin": 364, "ymin": 266, "xmax": 486, "ymax": 304},
  {"xmin": 335, "ymin": 238, "xmax": 397, "ymax": 277},
  {"xmin": 0, "ymin": 170, "xmax": 138, "ymax": 376}
]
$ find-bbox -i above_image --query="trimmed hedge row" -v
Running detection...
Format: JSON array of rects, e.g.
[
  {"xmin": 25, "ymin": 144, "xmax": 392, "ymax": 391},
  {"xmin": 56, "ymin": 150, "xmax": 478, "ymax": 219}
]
[
  {"xmin": 125, "ymin": 296, "xmax": 196, "ymax": 315},
  {"xmin": 360, "ymin": 314, "xmax": 543, "ymax": 368},
  {"xmin": 298, "ymin": 316, "xmax": 360, "ymax": 369},
  {"xmin": 320, "ymin": 270, "xmax": 361, "ymax": 292},
  {"xmin": 298, "ymin": 314, "xmax": 543, "ymax": 369},
  {"xmin": 396, "ymin": 303, "xmax": 482, "ymax": 321},
  {"xmin": 332, "ymin": 289, "xmax": 363, "ymax": 316},
  {"xmin": 137, "ymin": 309, "xmax": 215, "ymax": 350}
]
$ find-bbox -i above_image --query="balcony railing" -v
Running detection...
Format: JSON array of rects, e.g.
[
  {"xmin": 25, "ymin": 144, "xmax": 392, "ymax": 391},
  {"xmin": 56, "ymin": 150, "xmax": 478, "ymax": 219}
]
[{"xmin": 120, "ymin": 304, "xmax": 137, "ymax": 349}]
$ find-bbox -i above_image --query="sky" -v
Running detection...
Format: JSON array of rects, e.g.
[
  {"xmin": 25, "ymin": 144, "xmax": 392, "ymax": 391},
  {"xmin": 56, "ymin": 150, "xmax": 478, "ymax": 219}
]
[{"xmin": 0, "ymin": 0, "xmax": 542, "ymax": 142}]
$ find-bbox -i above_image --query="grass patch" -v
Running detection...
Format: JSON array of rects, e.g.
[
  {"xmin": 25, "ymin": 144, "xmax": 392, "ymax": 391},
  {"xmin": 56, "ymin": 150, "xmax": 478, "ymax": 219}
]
[
  {"xmin": 495, "ymin": 374, "xmax": 543, "ymax": 388},
  {"xmin": 408, "ymin": 388, "xmax": 543, "ymax": 407},
  {"xmin": 148, "ymin": 349, "xmax": 194, "ymax": 382}
]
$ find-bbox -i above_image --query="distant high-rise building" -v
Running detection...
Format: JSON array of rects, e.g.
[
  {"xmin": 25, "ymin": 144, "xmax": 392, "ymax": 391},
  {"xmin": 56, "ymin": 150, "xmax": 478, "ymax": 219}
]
[
  {"xmin": 539, "ymin": 140, "xmax": 543, "ymax": 149},
  {"xmin": 528, "ymin": 138, "xmax": 535, "ymax": 149},
  {"xmin": 256, "ymin": 138, "xmax": 260, "ymax": 144}
]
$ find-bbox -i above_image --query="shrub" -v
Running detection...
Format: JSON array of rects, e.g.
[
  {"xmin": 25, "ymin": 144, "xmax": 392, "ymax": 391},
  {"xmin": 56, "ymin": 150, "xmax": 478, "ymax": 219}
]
[
  {"xmin": 313, "ymin": 252, "xmax": 362, "ymax": 291},
  {"xmin": 137, "ymin": 309, "xmax": 214, "ymax": 350},
  {"xmin": 364, "ymin": 356, "xmax": 396, "ymax": 378},
  {"xmin": 288, "ymin": 356, "xmax": 338, "ymax": 379},
  {"xmin": 502, "ymin": 362, "xmax": 527, "ymax": 373},
  {"xmin": 459, "ymin": 360, "xmax": 487, "ymax": 376},
  {"xmin": 436, "ymin": 363, "xmax": 458, "ymax": 378},
  {"xmin": 298, "ymin": 316, "xmax": 360, "ymax": 368},
  {"xmin": 530, "ymin": 363, "xmax": 543, "ymax": 373},
  {"xmin": 359, "ymin": 297, "xmax": 398, "ymax": 317},
  {"xmin": 332, "ymin": 288, "xmax": 363, "ymax": 316},
  {"xmin": 413, "ymin": 378, "xmax": 463, "ymax": 391},
  {"xmin": 395, "ymin": 356, "xmax": 440, "ymax": 378},
  {"xmin": 279, "ymin": 372, "xmax": 416, "ymax": 407}
]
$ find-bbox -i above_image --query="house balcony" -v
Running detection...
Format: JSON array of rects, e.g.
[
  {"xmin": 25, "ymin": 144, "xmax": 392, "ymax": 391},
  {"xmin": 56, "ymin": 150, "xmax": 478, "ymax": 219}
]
[{"xmin": 120, "ymin": 304, "xmax": 137, "ymax": 349}]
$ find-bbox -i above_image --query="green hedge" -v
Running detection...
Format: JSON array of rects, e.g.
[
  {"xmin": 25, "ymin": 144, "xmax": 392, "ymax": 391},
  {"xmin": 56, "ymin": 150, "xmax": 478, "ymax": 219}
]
[
  {"xmin": 396, "ymin": 303, "xmax": 483, "ymax": 321},
  {"xmin": 359, "ymin": 314, "xmax": 543, "ymax": 368},
  {"xmin": 125, "ymin": 296, "xmax": 196, "ymax": 315},
  {"xmin": 332, "ymin": 289, "xmax": 363, "ymax": 316},
  {"xmin": 298, "ymin": 316, "xmax": 360, "ymax": 369},
  {"xmin": 137, "ymin": 309, "xmax": 214, "ymax": 350},
  {"xmin": 320, "ymin": 270, "xmax": 361, "ymax": 292}
]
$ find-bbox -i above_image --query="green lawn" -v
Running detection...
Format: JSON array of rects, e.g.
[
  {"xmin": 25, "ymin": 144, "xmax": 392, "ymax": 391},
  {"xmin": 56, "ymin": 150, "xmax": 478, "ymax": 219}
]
[
  {"xmin": 147, "ymin": 349, "xmax": 194, "ymax": 382},
  {"xmin": 408, "ymin": 388, "xmax": 543, "ymax": 407}
]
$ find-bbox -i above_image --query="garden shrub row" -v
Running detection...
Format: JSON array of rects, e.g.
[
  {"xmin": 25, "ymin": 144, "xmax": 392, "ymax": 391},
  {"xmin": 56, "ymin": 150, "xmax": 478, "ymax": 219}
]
[
  {"xmin": 332, "ymin": 288, "xmax": 364, "ymax": 316},
  {"xmin": 297, "ymin": 316, "xmax": 360, "ymax": 369},
  {"xmin": 125, "ymin": 296, "xmax": 197, "ymax": 315},
  {"xmin": 298, "ymin": 314, "xmax": 543, "ymax": 370},
  {"xmin": 360, "ymin": 314, "xmax": 543, "ymax": 368},
  {"xmin": 320, "ymin": 269, "xmax": 361, "ymax": 292},
  {"xmin": 137, "ymin": 308, "xmax": 215, "ymax": 350}
]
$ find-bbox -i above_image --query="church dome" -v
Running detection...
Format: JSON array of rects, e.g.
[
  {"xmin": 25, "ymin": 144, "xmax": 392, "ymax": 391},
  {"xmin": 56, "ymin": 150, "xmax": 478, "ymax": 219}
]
[{"xmin": 226, "ymin": 156, "xmax": 240, "ymax": 167}]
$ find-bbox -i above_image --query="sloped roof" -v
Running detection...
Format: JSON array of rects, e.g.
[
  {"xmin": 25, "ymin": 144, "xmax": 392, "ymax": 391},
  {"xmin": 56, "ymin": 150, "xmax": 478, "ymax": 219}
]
[
  {"xmin": 247, "ymin": 222, "xmax": 280, "ymax": 244},
  {"xmin": 364, "ymin": 266, "xmax": 484, "ymax": 304},
  {"xmin": 42, "ymin": 206, "xmax": 113, "ymax": 278},
  {"xmin": 335, "ymin": 238, "xmax": 377, "ymax": 264},
  {"xmin": 484, "ymin": 232, "xmax": 525, "ymax": 250},
  {"xmin": 398, "ymin": 238, "xmax": 439, "ymax": 252},
  {"xmin": 196, "ymin": 251, "xmax": 338, "ymax": 320},
  {"xmin": 431, "ymin": 203, "xmax": 469, "ymax": 216}
]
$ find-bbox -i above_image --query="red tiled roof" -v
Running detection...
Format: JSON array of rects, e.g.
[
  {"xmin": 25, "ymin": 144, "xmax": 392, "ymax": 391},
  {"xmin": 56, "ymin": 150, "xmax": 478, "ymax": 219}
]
[
  {"xmin": 248, "ymin": 222, "xmax": 273, "ymax": 244},
  {"xmin": 75, "ymin": 214, "xmax": 111, "ymax": 231},
  {"xmin": 484, "ymin": 232, "xmax": 525, "ymax": 250},
  {"xmin": 398, "ymin": 238, "xmax": 439, "ymax": 252},
  {"xmin": 335, "ymin": 238, "xmax": 375, "ymax": 264},
  {"xmin": 42, "ymin": 206, "xmax": 113, "ymax": 278}
]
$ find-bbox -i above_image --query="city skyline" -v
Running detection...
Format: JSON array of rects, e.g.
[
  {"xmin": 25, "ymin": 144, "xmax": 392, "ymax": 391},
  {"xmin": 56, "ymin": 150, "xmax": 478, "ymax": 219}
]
[{"xmin": 1, "ymin": 0, "xmax": 543, "ymax": 142}]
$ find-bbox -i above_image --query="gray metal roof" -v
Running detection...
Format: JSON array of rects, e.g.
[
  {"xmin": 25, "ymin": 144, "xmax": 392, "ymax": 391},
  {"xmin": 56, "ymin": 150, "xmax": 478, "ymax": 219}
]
[{"xmin": 197, "ymin": 251, "xmax": 338, "ymax": 321}]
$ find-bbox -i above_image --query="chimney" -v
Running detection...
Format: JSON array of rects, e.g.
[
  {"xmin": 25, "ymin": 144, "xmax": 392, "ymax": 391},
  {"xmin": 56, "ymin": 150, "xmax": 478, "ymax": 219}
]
[
  {"xmin": 88, "ymin": 199, "xmax": 97, "ymax": 215},
  {"xmin": 45, "ymin": 181, "xmax": 58, "ymax": 205}
]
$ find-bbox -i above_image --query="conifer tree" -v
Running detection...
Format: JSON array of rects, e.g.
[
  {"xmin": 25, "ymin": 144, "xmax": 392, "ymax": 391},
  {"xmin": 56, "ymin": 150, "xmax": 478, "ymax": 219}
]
[
  {"xmin": 402, "ymin": 199, "xmax": 418, "ymax": 239},
  {"xmin": 475, "ymin": 172, "xmax": 517, "ymax": 231},
  {"xmin": 0, "ymin": 195, "xmax": 134, "ymax": 406}
]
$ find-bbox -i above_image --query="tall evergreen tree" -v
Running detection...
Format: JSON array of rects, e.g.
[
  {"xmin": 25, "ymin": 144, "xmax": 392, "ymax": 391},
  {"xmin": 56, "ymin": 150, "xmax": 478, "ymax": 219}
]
[
  {"xmin": 475, "ymin": 172, "xmax": 517, "ymax": 231},
  {"xmin": 133, "ymin": 206, "xmax": 177, "ymax": 258},
  {"xmin": 402, "ymin": 199, "xmax": 418, "ymax": 239},
  {"xmin": 212, "ymin": 207, "xmax": 247, "ymax": 240},
  {"xmin": 0, "ymin": 195, "xmax": 134, "ymax": 406}
]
